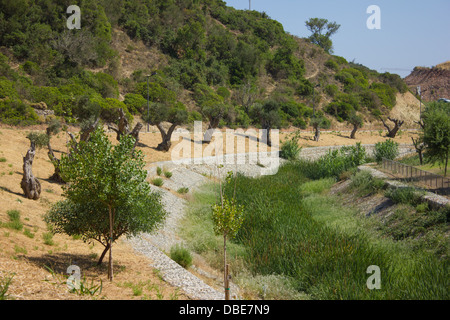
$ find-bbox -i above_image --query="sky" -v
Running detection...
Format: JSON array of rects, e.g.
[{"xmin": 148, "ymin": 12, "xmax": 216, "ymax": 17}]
[{"xmin": 224, "ymin": 0, "xmax": 450, "ymax": 78}]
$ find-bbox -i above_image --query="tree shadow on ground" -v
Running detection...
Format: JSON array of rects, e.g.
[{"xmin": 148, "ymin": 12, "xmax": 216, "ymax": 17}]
[
  {"xmin": 0, "ymin": 185, "xmax": 25, "ymax": 198},
  {"xmin": 23, "ymin": 252, "xmax": 125, "ymax": 278}
]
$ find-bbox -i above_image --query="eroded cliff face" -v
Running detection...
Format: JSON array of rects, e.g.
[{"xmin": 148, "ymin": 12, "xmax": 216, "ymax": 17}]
[{"xmin": 404, "ymin": 62, "xmax": 450, "ymax": 102}]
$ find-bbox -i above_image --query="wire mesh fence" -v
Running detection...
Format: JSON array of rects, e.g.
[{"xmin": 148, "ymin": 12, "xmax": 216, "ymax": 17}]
[{"xmin": 382, "ymin": 158, "xmax": 450, "ymax": 196}]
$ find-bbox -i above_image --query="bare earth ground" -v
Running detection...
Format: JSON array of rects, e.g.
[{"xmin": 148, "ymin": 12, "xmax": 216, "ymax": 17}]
[{"xmin": 0, "ymin": 123, "xmax": 419, "ymax": 300}]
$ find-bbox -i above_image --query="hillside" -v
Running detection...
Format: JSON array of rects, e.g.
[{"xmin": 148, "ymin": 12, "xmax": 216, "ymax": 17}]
[
  {"xmin": 0, "ymin": 0, "xmax": 421, "ymax": 132},
  {"xmin": 404, "ymin": 62, "xmax": 450, "ymax": 102}
]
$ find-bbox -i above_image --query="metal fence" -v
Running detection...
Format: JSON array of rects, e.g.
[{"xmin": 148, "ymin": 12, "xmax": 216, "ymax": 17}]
[{"xmin": 382, "ymin": 158, "xmax": 450, "ymax": 196}]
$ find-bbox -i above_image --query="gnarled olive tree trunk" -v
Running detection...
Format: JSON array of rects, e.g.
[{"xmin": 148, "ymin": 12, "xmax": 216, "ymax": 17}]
[
  {"xmin": 20, "ymin": 141, "xmax": 41, "ymax": 200},
  {"xmin": 350, "ymin": 123, "xmax": 358, "ymax": 139},
  {"xmin": 313, "ymin": 123, "xmax": 321, "ymax": 142},
  {"xmin": 47, "ymin": 139, "xmax": 64, "ymax": 183},
  {"xmin": 108, "ymin": 108, "xmax": 143, "ymax": 150},
  {"xmin": 381, "ymin": 117, "xmax": 404, "ymax": 138},
  {"xmin": 156, "ymin": 123, "xmax": 177, "ymax": 151}
]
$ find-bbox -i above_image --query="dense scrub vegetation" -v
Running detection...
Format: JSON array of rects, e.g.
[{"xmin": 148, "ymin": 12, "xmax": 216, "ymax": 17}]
[{"xmin": 0, "ymin": 0, "xmax": 411, "ymax": 131}]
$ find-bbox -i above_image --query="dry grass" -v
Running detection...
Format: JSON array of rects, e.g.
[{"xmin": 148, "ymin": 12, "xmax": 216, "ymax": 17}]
[{"xmin": 436, "ymin": 61, "xmax": 450, "ymax": 70}]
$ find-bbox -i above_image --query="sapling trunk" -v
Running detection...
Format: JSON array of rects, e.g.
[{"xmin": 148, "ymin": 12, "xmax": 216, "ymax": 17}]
[
  {"xmin": 445, "ymin": 150, "xmax": 448, "ymax": 177},
  {"xmin": 108, "ymin": 205, "xmax": 114, "ymax": 281},
  {"xmin": 97, "ymin": 243, "xmax": 110, "ymax": 265},
  {"xmin": 224, "ymin": 233, "xmax": 229, "ymax": 300}
]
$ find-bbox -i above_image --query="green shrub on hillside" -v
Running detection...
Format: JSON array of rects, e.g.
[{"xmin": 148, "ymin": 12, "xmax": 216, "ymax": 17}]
[
  {"xmin": 335, "ymin": 68, "xmax": 368, "ymax": 92},
  {"xmin": 30, "ymin": 86, "xmax": 67, "ymax": 107},
  {"xmin": 89, "ymin": 72, "xmax": 119, "ymax": 99},
  {"xmin": 0, "ymin": 79, "xmax": 18, "ymax": 99},
  {"xmin": 124, "ymin": 93, "xmax": 147, "ymax": 114},
  {"xmin": 332, "ymin": 55, "xmax": 348, "ymax": 65},
  {"xmin": 324, "ymin": 84, "xmax": 339, "ymax": 97},
  {"xmin": 295, "ymin": 79, "xmax": 314, "ymax": 97},
  {"xmin": 269, "ymin": 40, "xmax": 305, "ymax": 80},
  {"xmin": 0, "ymin": 99, "xmax": 40, "ymax": 126},
  {"xmin": 324, "ymin": 59, "xmax": 339, "ymax": 71},
  {"xmin": 325, "ymin": 101, "xmax": 354, "ymax": 122},
  {"xmin": 231, "ymin": 106, "xmax": 251, "ymax": 128},
  {"xmin": 379, "ymin": 72, "xmax": 408, "ymax": 94},
  {"xmin": 358, "ymin": 89, "xmax": 382, "ymax": 111},
  {"xmin": 135, "ymin": 81, "xmax": 177, "ymax": 105},
  {"xmin": 0, "ymin": 53, "xmax": 19, "ymax": 81},
  {"xmin": 165, "ymin": 59, "xmax": 207, "ymax": 89},
  {"xmin": 21, "ymin": 61, "xmax": 40, "ymax": 76},
  {"xmin": 370, "ymin": 82, "xmax": 397, "ymax": 108}
]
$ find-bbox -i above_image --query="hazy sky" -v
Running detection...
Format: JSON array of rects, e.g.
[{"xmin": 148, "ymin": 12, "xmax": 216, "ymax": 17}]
[{"xmin": 224, "ymin": 0, "xmax": 450, "ymax": 78}]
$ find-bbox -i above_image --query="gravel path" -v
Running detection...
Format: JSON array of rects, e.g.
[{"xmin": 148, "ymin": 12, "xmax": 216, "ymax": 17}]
[{"xmin": 126, "ymin": 164, "xmax": 226, "ymax": 300}]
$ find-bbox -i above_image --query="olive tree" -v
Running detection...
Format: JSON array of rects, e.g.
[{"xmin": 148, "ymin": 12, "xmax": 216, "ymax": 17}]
[
  {"xmin": 45, "ymin": 127, "xmax": 166, "ymax": 280},
  {"xmin": 201, "ymin": 103, "xmax": 229, "ymax": 143},
  {"xmin": 143, "ymin": 102, "xmax": 188, "ymax": 151},
  {"xmin": 250, "ymin": 100, "xmax": 281, "ymax": 147},
  {"xmin": 310, "ymin": 111, "xmax": 331, "ymax": 142},
  {"xmin": 381, "ymin": 117, "xmax": 404, "ymax": 138},
  {"xmin": 45, "ymin": 119, "xmax": 65, "ymax": 183},
  {"xmin": 192, "ymin": 84, "xmax": 228, "ymax": 143},
  {"xmin": 348, "ymin": 112, "xmax": 364, "ymax": 139}
]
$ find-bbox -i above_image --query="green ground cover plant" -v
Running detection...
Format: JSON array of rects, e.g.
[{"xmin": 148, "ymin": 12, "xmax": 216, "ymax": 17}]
[{"xmin": 170, "ymin": 244, "xmax": 193, "ymax": 269}]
